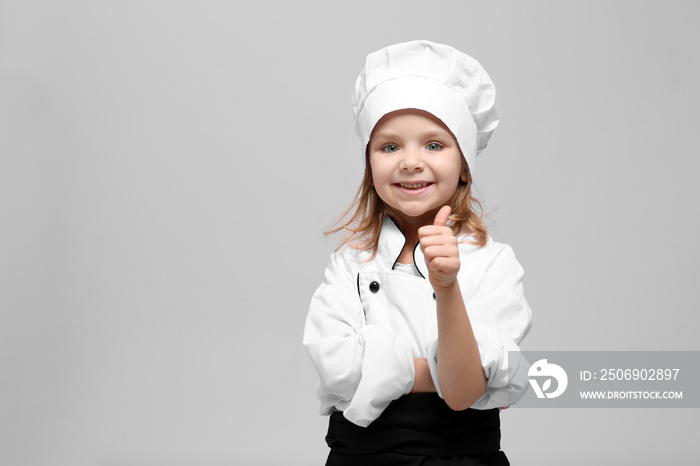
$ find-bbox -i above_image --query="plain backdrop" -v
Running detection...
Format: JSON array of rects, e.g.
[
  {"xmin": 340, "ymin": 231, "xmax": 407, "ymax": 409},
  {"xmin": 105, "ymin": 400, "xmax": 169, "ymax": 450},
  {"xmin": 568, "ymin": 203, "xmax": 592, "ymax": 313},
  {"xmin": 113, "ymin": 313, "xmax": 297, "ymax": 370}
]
[{"xmin": 1, "ymin": 1, "xmax": 699, "ymax": 465}]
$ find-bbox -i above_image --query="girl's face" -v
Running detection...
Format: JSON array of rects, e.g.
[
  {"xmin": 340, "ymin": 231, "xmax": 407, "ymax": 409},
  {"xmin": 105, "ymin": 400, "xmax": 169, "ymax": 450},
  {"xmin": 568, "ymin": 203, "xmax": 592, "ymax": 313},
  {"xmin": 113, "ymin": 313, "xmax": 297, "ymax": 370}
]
[{"xmin": 368, "ymin": 109, "xmax": 466, "ymax": 229}]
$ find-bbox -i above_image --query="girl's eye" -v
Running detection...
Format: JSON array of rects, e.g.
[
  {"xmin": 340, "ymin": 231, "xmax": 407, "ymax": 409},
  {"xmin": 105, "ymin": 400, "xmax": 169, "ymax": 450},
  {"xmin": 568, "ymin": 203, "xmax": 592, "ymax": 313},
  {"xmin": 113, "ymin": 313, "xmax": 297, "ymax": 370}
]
[
  {"xmin": 382, "ymin": 144, "xmax": 399, "ymax": 153},
  {"xmin": 426, "ymin": 142, "xmax": 443, "ymax": 151}
]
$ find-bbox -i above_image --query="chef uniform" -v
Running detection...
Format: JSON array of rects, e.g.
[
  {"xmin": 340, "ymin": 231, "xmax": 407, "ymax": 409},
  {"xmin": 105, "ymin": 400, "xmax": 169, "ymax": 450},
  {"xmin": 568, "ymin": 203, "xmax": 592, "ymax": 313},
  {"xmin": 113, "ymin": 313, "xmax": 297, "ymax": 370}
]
[{"xmin": 303, "ymin": 40, "xmax": 533, "ymax": 465}]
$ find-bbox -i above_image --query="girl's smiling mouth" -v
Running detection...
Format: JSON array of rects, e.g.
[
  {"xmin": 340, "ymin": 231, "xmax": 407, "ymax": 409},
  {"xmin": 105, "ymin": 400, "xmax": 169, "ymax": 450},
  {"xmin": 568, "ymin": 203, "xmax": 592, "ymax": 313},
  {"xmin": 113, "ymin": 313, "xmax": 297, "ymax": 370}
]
[{"xmin": 394, "ymin": 182, "xmax": 434, "ymax": 194}]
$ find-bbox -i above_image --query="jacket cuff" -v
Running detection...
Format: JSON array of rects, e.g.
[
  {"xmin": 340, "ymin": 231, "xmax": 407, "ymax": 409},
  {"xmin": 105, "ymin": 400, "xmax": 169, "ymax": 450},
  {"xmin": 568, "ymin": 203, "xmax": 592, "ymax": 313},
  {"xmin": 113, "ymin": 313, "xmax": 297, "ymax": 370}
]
[
  {"xmin": 427, "ymin": 324, "xmax": 531, "ymax": 409},
  {"xmin": 342, "ymin": 325, "xmax": 415, "ymax": 427}
]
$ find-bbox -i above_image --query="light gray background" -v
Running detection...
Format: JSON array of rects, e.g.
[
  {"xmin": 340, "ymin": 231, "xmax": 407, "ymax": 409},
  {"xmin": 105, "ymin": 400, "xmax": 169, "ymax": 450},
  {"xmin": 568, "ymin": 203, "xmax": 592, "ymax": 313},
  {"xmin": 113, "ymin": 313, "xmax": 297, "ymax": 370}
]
[{"xmin": 1, "ymin": 1, "xmax": 698, "ymax": 465}]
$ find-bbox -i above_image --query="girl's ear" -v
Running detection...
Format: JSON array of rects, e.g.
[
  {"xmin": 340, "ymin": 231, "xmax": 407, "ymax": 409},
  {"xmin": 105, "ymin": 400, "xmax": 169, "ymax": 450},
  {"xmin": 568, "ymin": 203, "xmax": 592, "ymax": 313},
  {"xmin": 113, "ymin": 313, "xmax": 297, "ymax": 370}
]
[{"xmin": 460, "ymin": 163, "xmax": 469, "ymax": 183}]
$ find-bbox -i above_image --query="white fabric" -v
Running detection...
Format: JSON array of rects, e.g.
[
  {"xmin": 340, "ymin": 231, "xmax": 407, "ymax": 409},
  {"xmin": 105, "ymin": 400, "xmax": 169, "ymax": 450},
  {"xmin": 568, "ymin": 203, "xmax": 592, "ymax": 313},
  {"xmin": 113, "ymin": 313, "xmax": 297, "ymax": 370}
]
[
  {"xmin": 303, "ymin": 217, "xmax": 532, "ymax": 427},
  {"xmin": 351, "ymin": 40, "xmax": 499, "ymax": 176},
  {"xmin": 393, "ymin": 261, "xmax": 422, "ymax": 278}
]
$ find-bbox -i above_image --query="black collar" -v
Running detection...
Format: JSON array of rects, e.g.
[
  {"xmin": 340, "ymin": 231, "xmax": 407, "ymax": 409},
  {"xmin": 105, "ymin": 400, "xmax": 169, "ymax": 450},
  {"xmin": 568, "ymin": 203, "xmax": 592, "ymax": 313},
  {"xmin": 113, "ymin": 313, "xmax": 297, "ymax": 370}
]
[{"xmin": 377, "ymin": 217, "xmax": 428, "ymax": 279}]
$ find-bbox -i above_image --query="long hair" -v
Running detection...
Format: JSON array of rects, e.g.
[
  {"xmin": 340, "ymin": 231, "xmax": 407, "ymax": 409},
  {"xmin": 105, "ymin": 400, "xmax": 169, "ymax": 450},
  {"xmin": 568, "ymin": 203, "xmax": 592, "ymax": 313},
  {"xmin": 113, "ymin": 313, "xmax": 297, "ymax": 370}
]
[{"xmin": 325, "ymin": 152, "xmax": 489, "ymax": 259}]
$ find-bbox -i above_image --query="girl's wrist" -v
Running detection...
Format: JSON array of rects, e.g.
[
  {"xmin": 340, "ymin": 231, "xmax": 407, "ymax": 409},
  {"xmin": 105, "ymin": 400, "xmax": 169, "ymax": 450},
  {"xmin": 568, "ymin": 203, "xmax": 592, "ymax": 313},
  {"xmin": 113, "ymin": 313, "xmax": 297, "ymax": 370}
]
[{"xmin": 432, "ymin": 280, "xmax": 460, "ymax": 298}]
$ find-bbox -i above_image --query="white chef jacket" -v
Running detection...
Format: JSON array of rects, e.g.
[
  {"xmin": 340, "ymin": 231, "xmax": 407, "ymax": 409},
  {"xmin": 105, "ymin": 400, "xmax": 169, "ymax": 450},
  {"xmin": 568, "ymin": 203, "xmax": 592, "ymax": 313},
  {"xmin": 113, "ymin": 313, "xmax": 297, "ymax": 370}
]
[{"xmin": 303, "ymin": 217, "xmax": 532, "ymax": 427}]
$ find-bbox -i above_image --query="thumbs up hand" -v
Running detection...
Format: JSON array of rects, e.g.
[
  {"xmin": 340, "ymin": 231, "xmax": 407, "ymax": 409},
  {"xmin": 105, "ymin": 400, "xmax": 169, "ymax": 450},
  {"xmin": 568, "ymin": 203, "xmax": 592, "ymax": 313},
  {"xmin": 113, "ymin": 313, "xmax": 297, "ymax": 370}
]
[{"xmin": 418, "ymin": 205, "xmax": 460, "ymax": 290}]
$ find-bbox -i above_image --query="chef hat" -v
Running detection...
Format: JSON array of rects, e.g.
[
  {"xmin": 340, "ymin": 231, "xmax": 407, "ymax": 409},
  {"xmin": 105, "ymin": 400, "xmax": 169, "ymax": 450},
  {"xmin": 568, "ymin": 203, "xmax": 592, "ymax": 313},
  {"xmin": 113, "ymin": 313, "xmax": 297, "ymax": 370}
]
[{"xmin": 351, "ymin": 40, "xmax": 499, "ymax": 175}]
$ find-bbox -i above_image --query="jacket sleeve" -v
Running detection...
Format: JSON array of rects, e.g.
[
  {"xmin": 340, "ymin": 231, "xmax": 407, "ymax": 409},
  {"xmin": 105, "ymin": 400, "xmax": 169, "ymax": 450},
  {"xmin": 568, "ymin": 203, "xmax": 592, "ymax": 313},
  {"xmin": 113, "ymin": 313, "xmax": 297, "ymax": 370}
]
[
  {"xmin": 426, "ymin": 243, "xmax": 532, "ymax": 408},
  {"xmin": 303, "ymin": 250, "xmax": 416, "ymax": 427}
]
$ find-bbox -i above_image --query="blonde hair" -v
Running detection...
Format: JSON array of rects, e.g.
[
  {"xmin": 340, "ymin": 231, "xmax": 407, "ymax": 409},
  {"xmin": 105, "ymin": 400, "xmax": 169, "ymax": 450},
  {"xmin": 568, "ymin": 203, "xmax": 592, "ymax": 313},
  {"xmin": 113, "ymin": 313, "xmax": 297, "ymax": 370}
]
[{"xmin": 325, "ymin": 152, "xmax": 489, "ymax": 259}]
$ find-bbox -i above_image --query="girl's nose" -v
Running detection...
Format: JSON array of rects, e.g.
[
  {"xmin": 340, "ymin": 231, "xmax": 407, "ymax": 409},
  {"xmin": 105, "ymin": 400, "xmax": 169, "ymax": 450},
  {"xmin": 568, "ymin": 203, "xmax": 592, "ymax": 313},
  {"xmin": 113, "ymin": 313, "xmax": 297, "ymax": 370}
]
[{"xmin": 399, "ymin": 147, "xmax": 424, "ymax": 171}]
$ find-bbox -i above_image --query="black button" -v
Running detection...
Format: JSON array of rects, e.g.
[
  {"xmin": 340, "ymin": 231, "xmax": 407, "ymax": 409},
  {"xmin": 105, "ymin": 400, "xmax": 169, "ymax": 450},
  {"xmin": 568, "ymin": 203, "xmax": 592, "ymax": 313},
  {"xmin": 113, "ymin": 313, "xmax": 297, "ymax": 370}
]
[
  {"xmin": 432, "ymin": 292, "xmax": 436, "ymax": 299},
  {"xmin": 369, "ymin": 281, "xmax": 380, "ymax": 293}
]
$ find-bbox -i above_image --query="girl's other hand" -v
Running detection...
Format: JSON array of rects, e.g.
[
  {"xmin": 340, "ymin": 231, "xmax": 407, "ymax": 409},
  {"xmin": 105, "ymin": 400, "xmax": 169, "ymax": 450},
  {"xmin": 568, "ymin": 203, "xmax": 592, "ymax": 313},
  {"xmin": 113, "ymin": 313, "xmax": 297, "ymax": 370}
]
[
  {"xmin": 418, "ymin": 206, "xmax": 460, "ymax": 290},
  {"xmin": 410, "ymin": 358, "xmax": 437, "ymax": 393}
]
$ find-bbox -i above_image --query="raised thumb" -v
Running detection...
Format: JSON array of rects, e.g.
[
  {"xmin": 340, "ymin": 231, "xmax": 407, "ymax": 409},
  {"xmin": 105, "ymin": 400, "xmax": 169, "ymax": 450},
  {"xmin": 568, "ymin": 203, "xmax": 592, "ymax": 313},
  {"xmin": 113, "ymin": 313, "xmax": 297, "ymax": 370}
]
[{"xmin": 433, "ymin": 205, "xmax": 451, "ymax": 227}]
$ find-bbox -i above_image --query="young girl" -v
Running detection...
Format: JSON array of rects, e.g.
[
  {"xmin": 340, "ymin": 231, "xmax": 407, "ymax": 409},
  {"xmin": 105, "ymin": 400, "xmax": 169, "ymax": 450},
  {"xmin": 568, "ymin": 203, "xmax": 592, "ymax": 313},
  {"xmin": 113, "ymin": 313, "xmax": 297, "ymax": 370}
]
[{"xmin": 304, "ymin": 40, "xmax": 532, "ymax": 466}]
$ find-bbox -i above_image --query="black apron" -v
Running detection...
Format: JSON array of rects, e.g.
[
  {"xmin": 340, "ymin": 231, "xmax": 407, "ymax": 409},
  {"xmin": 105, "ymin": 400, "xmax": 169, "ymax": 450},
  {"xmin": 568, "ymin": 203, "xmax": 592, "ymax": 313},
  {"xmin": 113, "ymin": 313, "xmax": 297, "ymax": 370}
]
[{"xmin": 325, "ymin": 393, "xmax": 509, "ymax": 466}]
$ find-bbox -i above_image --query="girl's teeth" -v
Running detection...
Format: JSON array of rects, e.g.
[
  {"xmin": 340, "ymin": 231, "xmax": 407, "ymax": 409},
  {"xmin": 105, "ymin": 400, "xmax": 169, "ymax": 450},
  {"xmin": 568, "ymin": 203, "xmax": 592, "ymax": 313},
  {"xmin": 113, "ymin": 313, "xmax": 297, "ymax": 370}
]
[{"xmin": 400, "ymin": 183, "xmax": 429, "ymax": 188}]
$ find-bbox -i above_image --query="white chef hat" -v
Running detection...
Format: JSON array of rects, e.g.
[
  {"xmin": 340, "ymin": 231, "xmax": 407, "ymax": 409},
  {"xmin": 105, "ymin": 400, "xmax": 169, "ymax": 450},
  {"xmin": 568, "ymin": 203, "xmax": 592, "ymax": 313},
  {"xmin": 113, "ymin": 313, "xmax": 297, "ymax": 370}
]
[{"xmin": 351, "ymin": 40, "xmax": 499, "ymax": 176}]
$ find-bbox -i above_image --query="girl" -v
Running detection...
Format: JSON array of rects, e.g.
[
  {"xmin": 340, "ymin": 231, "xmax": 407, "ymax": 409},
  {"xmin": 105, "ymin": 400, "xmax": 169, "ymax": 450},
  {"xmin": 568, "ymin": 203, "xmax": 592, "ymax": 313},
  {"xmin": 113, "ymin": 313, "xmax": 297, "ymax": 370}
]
[{"xmin": 304, "ymin": 40, "xmax": 532, "ymax": 466}]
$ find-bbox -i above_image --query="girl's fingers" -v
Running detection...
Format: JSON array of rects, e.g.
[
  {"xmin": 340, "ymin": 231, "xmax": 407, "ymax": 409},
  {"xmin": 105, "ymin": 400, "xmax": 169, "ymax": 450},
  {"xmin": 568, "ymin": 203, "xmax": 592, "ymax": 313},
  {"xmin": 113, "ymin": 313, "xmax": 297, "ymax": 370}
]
[
  {"xmin": 418, "ymin": 208, "xmax": 460, "ymax": 282},
  {"xmin": 419, "ymin": 234, "xmax": 458, "ymax": 248},
  {"xmin": 426, "ymin": 256, "xmax": 459, "ymax": 273},
  {"xmin": 422, "ymin": 244, "xmax": 458, "ymax": 261},
  {"xmin": 418, "ymin": 225, "xmax": 453, "ymax": 238}
]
